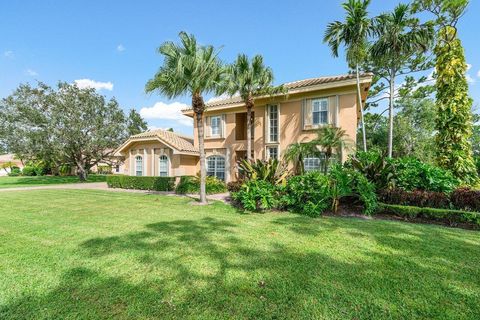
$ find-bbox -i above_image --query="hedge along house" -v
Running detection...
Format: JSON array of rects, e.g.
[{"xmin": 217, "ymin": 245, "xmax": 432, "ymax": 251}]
[
  {"xmin": 182, "ymin": 73, "xmax": 373, "ymax": 182},
  {"xmin": 116, "ymin": 73, "xmax": 373, "ymax": 182},
  {"xmin": 114, "ymin": 129, "xmax": 199, "ymax": 177}
]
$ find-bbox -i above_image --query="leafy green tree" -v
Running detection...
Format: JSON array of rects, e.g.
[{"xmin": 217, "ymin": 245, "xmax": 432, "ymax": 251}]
[
  {"xmin": 413, "ymin": 0, "xmax": 477, "ymax": 183},
  {"xmin": 145, "ymin": 32, "xmax": 224, "ymax": 204},
  {"xmin": 314, "ymin": 126, "xmax": 352, "ymax": 173},
  {"xmin": 126, "ymin": 109, "xmax": 148, "ymax": 136},
  {"xmin": 324, "ymin": 0, "xmax": 372, "ymax": 152},
  {"xmin": 223, "ymin": 54, "xmax": 283, "ymax": 161},
  {"xmin": 0, "ymin": 82, "xmax": 128, "ymax": 181},
  {"xmin": 370, "ymin": 3, "xmax": 434, "ymax": 158}
]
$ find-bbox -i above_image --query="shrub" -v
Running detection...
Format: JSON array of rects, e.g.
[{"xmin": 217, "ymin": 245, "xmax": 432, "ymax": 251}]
[
  {"xmin": 175, "ymin": 176, "xmax": 227, "ymax": 195},
  {"xmin": 106, "ymin": 175, "xmax": 175, "ymax": 191},
  {"xmin": 238, "ymin": 159, "xmax": 288, "ymax": 186},
  {"xmin": 451, "ymin": 188, "xmax": 480, "ymax": 212},
  {"xmin": 280, "ymin": 171, "xmax": 330, "ymax": 217},
  {"xmin": 378, "ymin": 188, "xmax": 450, "ymax": 209},
  {"xmin": 227, "ymin": 180, "xmax": 243, "ymax": 193},
  {"xmin": 345, "ymin": 150, "xmax": 394, "ymax": 190},
  {"xmin": 21, "ymin": 166, "xmax": 36, "ymax": 176},
  {"xmin": 232, "ymin": 180, "xmax": 278, "ymax": 212},
  {"xmin": 97, "ymin": 165, "xmax": 112, "ymax": 175},
  {"xmin": 392, "ymin": 157, "xmax": 458, "ymax": 193},
  {"xmin": 377, "ymin": 203, "xmax": 480, "ymax": 228},
  {"xmin": 8, "ymin": 167, "xmax": 21, "ymax": 176}
]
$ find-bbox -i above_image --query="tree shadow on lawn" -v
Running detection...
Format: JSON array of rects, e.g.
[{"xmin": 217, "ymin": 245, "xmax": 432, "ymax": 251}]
[{"xmin": 2, "ymin": 216, "xmax": 479, "ymax": 319}]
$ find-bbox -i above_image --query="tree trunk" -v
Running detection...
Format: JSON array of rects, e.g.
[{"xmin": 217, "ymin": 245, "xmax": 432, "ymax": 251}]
[
  {"xmin": 193, "ymin": 93, "xmax": 207, "ymax": 204},
  {"xmin": 246, "ymin": 96, "xmax": 254, "ymax": 161},
  {"xmin": 356, "ymin": 65, "xmax": 367, "ymax": 152},
  {"xmin": 388, "ymin": 73, "xmax": 395, "ymax": 158},
  {"xmin": 77, "ymin": 162, "xmax": 87, "ymax": 181}
]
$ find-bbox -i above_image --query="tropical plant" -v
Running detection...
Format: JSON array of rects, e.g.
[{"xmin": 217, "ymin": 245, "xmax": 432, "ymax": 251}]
[
  {"xmin": 238, "ymin": 158, "xmax": 288, "ymax": 186},
  {"xmin": 370, "ymin": 3, "xmax": 434, "ymax": 157},
  {"xmin": 0, "ymin": 161, "xmax": 16, "ymax": 173},
  {"xmin": 145, "ymin": 32, "xmax": 224, "ymax": 203},
  {"xmin": 223, "ymin": 54, "xmax": 284, "ymax": 160},
  {"xmin": 283, "ymin": 142, "xmax": 320, "ymax": 175},
  {"xmin": 232, "ymin": 180, "xmax": 278, "ymax": 212},
  {"xmin": 345, "ymin": 150, "xmax": 395, "ymax": 190},
  {"xmin": 324, "ymin": 0, "xmax": 372, "ymax": 152},
  {"xmin": 314, "ymin": 126, "xmax": 353, "ymax": 173}
]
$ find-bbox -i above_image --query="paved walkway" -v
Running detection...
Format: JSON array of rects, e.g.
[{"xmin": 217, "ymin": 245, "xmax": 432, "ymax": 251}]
[{"xmin": 0, "ymin": 182, "xmax": 231, "ymax": 203}]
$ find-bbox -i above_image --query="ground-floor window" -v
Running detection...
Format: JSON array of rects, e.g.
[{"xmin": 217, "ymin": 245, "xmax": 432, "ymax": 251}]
[
  {"xmin": 207, "ymin": 155, "xmax": 225, "ymax": 181},
  {"xmin": 115, "ymin": 165, "xmax": 120, "ymax": 173},
  {"xmin": 159, "ymin": 155, "xmax": 169, "ymax": 177},
  {"xmin": 267, "ymin": 146, "xmax": 279, "ymax": 160},
  {"xmin": 304, "ymin": 153, "xmax": 327, "ymax": 172},
  {"xmin": 135, "ymin": 156, "xmax": 143, "ymax": 176}
]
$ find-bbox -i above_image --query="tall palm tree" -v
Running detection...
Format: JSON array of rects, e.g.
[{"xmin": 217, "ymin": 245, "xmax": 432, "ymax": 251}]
[
  {"xmin": 223, "ymin": 54, "xmax": 284, "ymax": 161},
  {"xmin": 145, "ymin": 32, "xmax": 224, "ymax": 204},
  {"xmin": 324, "ymin": 0, "xmax": 372, "ymax": 153},
  {"xmin": 370, "ymin": 4, "xmax": 433, "ymax": 158},
  {"xmin": 314, "ymin": 126, "xmax": 353, "ymax": 173},
  {"xmin": 283, "ymin": 142, "xmax": 320, "ymax": 175}
]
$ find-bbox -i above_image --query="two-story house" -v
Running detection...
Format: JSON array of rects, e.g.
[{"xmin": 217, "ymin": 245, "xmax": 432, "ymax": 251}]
[{"xmin": 115, "ymin": 73, "xmax": 373, "ymax": 182}]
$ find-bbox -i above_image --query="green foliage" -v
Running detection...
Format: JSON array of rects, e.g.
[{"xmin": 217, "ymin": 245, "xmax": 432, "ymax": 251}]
[
  {"xmin": 7, "ymin": 167, "xmax": 21, "ymax": 176},
  {"xmin": 283, "ymin": 142, "xmax": 320, "ymax": 175},
  {"xmin": 106, "ymin": 175, "xmax": 175, "ymax": 191},
  {"xmin": 238, "ymin": 159, "xmax": 288, "ymax": 186},
  {"xmin": 345, "ymin": 150, "xmax": 394, "ymax": 190},
  {"xmin": 314, "ymin": 126, "xmax": 352, "ymax": 173},
  {"xmin": 21, "ymin": 166, "xmax": 36, "ymax": 176},
  {"xmin": 232, "ymin": 180, "xmax": 278, "ymax": 212},
  {"xmin": 377, "ymin": 203, "xmax": 480, "ymax": 228},
  {"xmin": 175, "ymin": 176, "xmax": 227, "ymax": 195},
  {"xmin": 96, "ymin": 165, "xmax": 112, "ymax": 175},
  {"xmin": 280, "ymin": 171, "xmax": 331, "ymax": 217},
  {"xmin": 126, "ymin": 109, "xmax": 148, "ymax": 136},
  {"xmin": 434, "ymin": 26, "xmax": 478, "ymax": 184}
]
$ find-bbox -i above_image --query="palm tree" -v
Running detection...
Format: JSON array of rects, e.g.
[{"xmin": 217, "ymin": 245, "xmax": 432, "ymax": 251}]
[
  {"xmin": 145, "ymin": 32, "xmax": 224, "ymax": 204},
  {"xmin": 324, "ymin": 0, "xmax": 372, "ymax": 153},
  {"xmin": 283, "ymin": 142, "xmax": 320, "ymax": 175},
  {"xmin": 314, "ymin": 126, "xmax": 353, "ymax": 173},
  {"xmin": 223, "ymin": 54, "xmax": 284, "ymax": 161},
  {"xmin": 370, "ymin": 4, "xmax": 433, "ymax": 158}
]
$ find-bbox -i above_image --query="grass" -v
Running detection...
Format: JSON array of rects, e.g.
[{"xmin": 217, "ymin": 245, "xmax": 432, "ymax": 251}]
[
  {"xmin": 0, "ymin": 190, "xmax": 479, "ymax": 319},
  {"xmin": 0, "ymin": 174, "xmax": 106, "ymax": 188}
]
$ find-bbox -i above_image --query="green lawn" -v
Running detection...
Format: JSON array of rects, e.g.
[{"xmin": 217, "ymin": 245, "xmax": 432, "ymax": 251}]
[
  {"xmin": 0, "ymin": 190, "xmax": 479, "ymax": 319},
  {"xmin": 0, "ymin": 175, "xmax": 106, "ymax": 188}
]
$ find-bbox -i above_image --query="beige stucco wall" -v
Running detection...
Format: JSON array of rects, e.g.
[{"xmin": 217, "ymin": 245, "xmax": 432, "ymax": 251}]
[
  {"xmin": 121, "ymin": 141, "xmax": 198, "ymax": 177},
  {"xmin": 191, "ymin": 84, "xmax": 362, "ymax": 182}
]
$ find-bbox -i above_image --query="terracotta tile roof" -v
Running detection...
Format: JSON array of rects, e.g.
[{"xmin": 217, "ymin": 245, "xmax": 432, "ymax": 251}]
[
  {"xmin": 130, "ymin": 129, "xmax": 198, "ymax": 154},
  {"xmin": 182, "ymin": 73, "xmax": 373, "ymax": 111}
]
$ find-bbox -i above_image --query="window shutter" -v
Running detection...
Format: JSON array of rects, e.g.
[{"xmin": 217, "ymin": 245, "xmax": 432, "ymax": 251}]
[
  {"xmin": 205, "ymin": 116, "xmax": 211, "ymax": 138},
  {"xmin": 303, "ymin": 99, "xmax": 312, "ymax": 129},
  {"xmin": 328, "ymin": 96, "xmax": 337, "ymax": 125},
  {"xmin": 221, "ymin": 114, "xmax": 226, "ymax": 138}
]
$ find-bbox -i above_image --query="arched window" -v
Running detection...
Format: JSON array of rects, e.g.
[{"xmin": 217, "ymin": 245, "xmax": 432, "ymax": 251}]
[
  {"xmin": 207, "ymin": 155, "xmax": 225, "ymax": 181},
  {"xmin": 159, "ymin": 155, "xmax": 169, "ymax": 177},
  {"xmin": 135, "ymin": 156, "xmax": 143, "ymax": 176}
]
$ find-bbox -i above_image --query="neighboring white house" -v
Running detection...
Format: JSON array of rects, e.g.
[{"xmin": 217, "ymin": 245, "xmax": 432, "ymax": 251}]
[{"xmin": 0, "ymin": 154, "xmax": 24, "ymax": 176}]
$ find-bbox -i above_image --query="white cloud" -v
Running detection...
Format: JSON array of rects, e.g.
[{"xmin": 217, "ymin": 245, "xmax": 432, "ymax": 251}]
[
  {"xmin": 25, "ymin": 69, "xmax": 38, "ymax": 76},
  {"xmin": 117, "ymin": 44, "xmax": 125, "ymax": 52},
  {"xmin": 140, "ymin": 101, "xmax": 193, "ymax": 127},
  {"xmin": 207, "ymin": 93, "xmax": 235, "ymax": 103},
  {"xmin": 477, "ymin": 70, "xmax": 480, "ymax": 78},
  {"xmin": 74, "ymin": 79, "xmax": 113, "ymax": 91},
  {"xmin": 3, "ymin": 50, "xmax": 14, "ymax": 58},
  {"xmin": 466, "ymin": 63, "xmax": 472, "ymax": 71},
  {"xmin": 466, "ymin": 74, "xmax": 476, "ymax": 84}
]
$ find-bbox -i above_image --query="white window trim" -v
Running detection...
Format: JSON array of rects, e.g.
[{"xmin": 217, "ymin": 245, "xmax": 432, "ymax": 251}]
[
  {"xmin": 135, "ymin": 155, "xmax": 143, "ymax": 176},
  {"xmin": 266, "ymin": 104, "xmax": 280, "ymax": 143},
  {"xmin": 210, "ymin": 115, "xmax": 222, "ymax": 137},
  {"xmin": 266, "ymin": 145, "xmax": 279, "ymax": 161},
  {"xmin": 158, "ymin": 155, "xmax": 169, "ymax": 177},
  {"xmin": 312, "ymin": 98, "xmax": 329, "ymax": 126}
]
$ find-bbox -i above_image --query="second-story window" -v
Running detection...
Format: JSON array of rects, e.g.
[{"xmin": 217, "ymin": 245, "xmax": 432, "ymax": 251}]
[
  {"xmin": 211, "ymin": 116, "xmax": 221, "ymax": 136},
  {"xmin": 268, "ymin": 105, "xmax": 278, "ymax": 142},
  {"xmin": 312, "ymin": 98, "xmax": 328, "ymax": 125}
]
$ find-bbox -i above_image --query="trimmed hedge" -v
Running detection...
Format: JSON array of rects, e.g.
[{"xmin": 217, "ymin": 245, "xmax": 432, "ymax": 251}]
[
  {"xmin": 377, "ymin": 203, "xmax": 480, "ymax": 229},
  {"xmin": 107, "ymin": 175, "xmax": 175, "ymax": 191},
  {"xmin": 175, "ymin": 176, "xmax": 227, "ymax": 195}
]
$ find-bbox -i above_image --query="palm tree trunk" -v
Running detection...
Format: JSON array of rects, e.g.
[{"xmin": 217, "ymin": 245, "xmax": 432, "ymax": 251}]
[
  {"xmin": 356, "ymin": 65, "xmax": 367, "ymax": 152},
  {"xmin": 246, "ymin": 96, "xmax": 254, "ymax": 161},
  {"xmin": 388, "ymin": 73, "xmax": 395, "ymax": 158},
  {"xmin": 193, "ymin": 94, "xmax": 207, "ymax": 204}
]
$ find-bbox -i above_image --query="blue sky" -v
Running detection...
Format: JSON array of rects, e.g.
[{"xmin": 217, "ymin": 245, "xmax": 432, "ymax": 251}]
[{"xmin": 1, "ymin": 0, "xmax": 479, "ymax": 135}]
